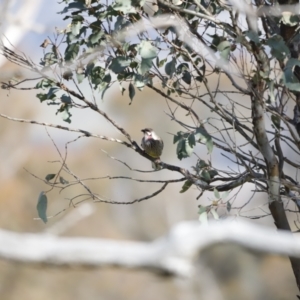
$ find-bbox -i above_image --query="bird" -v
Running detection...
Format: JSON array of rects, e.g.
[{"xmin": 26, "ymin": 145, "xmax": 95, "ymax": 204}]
[{"xmin": 141, "ymin": 128, "xmax": 164, "ymax": 169}]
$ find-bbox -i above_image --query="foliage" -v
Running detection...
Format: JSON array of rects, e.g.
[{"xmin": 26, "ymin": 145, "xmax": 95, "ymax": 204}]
[{"xmin": 1, "ymin": 0, "xmax": 300, "ymax": 250}]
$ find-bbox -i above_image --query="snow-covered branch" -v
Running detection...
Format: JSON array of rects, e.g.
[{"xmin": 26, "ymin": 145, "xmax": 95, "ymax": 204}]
[{"xmin": 1, "ymin": 220, "xmax": 300, "ymax": 277}]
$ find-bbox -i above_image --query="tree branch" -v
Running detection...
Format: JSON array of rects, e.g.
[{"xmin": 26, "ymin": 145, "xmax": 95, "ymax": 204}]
[{"xmin": 1, "ymin": 220, "xmax": 300, "ymax": 277}]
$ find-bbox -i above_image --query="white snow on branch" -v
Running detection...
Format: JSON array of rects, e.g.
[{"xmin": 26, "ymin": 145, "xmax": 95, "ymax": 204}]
[{"xmin": 1, "ymin": 220, "xmax": 300, "ymax": 277}]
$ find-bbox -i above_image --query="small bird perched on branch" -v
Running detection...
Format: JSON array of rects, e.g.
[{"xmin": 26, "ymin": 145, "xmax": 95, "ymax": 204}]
[{"xmin": 141, "ymin": 128, "xmax": 164, "ymax": 169}]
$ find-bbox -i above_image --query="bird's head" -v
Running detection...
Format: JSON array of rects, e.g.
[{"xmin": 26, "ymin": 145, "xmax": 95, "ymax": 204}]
[{"xmin": 141, "ymin": 128, "xmax": 155, "ymax": 140}]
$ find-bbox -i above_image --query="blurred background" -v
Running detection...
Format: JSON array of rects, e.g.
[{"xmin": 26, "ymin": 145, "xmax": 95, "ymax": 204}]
[{"xmin": 0, "ymin": 0, "xmax": 298, "ymax": 299}]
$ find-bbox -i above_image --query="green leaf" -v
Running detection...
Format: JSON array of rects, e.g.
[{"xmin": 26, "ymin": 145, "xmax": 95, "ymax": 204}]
[
  {"xmin": 281, "ymin": 12, "xmax": 299, "ymax": 26},
  {"xmin": 165, "ymin": 57, "xmax": 176, "ymax": 78},
  {"xmin": 209, "ymin": 34, "xmax": 223, "ymax": 51},
  {"xmin": 47, "ymin": 87, "xmax": 59, "ymax": 100},
  {"xmin": 37, "ymin": 192, "xmax": 48, "ymax": 223},
  {"xmin": 198, "ymin": 159, "xmax": 209, "ymax": 169},
  {"xmin": 226, "ymin": 201, "xmax": 231, "ymax": 212},
  {"xmin": 198, "ymin": 206, "xmax": 208, "ymax": 224},
  {"xmin": 217, "ymin": 40, "xmax": 231, "ymax": 60},
  {"xmin": 37, "ymin": 93, "xmax": 48, "ymax": 102},
  {"xmin": 41, "ymin": 52, "xmax": 57, "ymax": 66},
  {"xmin": 210, "ymin": 208, "xmax": 219, "ymax": 220},
  {"xmin": 120, "ymin": 85, "xmax": 126, "ymax": 96},
  {"xmin": 221, "ymin": 191, "xmax": 230, "ymax": 200},
  {"xmin": 139, "ymin": 58, "xmax": 152, "ymax": 75},
  {"xmin": 137, "ymin": 41, "xmax": 157, "ymax": 59},
  {"xmin": 85, "ymin": 60, "xmax": 95, "ymax": 76},
  {"xmin": 201, "ymin": 169, "xmax": 211, "ymax": 182},
  {"xmin": 136, "ymin": 41, "xmax": 157, "ymax": 75},
  {"xmin": 90, "ymin": 66, "xmax": 105, "ymax": 88},
  {"xmin": 176, "ymin": 63, "xmax": 189, "ymax": 74},
  {"xmin": 176, "ymin": 138, "xmax": 193, "ymax": 160},
  {"xmin": 76, "ymin": 72, "xmax": 85, "ymax": 84},
  {"xmin": 173, "ymin": 131, "xmax": 200, "ymax": 160},
  {"xmin": 182, "ymin": 70, "xmax": 191, "ymax": 84},
  {"xmin": 180, "ymin": 180, "xmax": 193, "ymax": 193},
  {"xmin": 214, "ymin": 188, "xmax": 220, "ymax": 199},
  {"xmin": 208, "ymin": 169, "xmax": 218, "ymax": 178},
  {"xmin": 195, "ymin": 75, "xmax": 203, "ymax": 82},
  {"xmin": 61, "ymin": 94, "xmax": 72, "ymax": 104},
  {"xmin": 88, "ymin": 30, "xmax": 104, "ymax": 45},
  {"xmin": 282, "ymin": 59, "xmax": 300, "ymax": 92},
  {"xmin": 134, "ymin": 73, "xmax": 145, "ymax": 90},
  {"xmin": 71, "ymin": 20, "xmax": 82, "ymax": 36},
  {"xmin": 103, "ymin": 73, "xmax": 112, "ymax": 84},
  {"xmin": 198, "ymin": 205, "xmax": 207, "ymax": 215},
  {"xmin": 112, "ymin": 0, "xmax": 137, "ymax": 13},
  {"xmin": 35, "ymin": 79, "xmax": 53, "ymax": 89},
  {"xmin": 109, "ymin": 56, "xmax": 131, "ymax": 74},
  {"xmin": 157, "ymin": 57, "xmax": 167, "ymax": 68},
  {"xmin": 57, "ymin": 104, "xmax": 72, "ymax": 123},
  {"xmin": 195, "ymin": 127, "xmax": 213, "ymax": 154},
  {"xmin": 128, "ymin": 82, "xmax": 135, "ymax": 103},
  {"xmin": 188, "ymin": 133, "xmax": 196, "ymax": 147},
  {"xmin": 245, "ymin": 30, "xmax": 260, "ymax": 45},
  {"xmin": 58, "ymin": 2, "xmax": 85, "ymax": 14},
  {"xmin": 66, "ymin": 32, "xmax": 76, "ymax": 43},
  {"xmin": 271, "ymin": 115, "xmax": 281, "ymax": 130},
  {"xmin": 59, "ymin": 176, "xmax": 69, "ymax": 185},
  {"xmin": 115, "ymin": 15, "xmax": 131, "ymax": 31},
  {"xmin": 45, "ymin": 174, "xmax": 56, "ymax": 181},
  {"xmin": 173, "ymin": 131, "xmax": 183, "ymax": 144},
  {"xmin": 266, "ymin": 35, "xmax": 290, "ymax": 61},
  {"xmin": 64, "ymin": 42, "xmax": 80, "ymax": 62}
]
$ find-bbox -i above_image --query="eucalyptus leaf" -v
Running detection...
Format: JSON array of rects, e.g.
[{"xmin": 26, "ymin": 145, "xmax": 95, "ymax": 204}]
[
  {"xmin": 37, "ymin": 192, "xmax": 48, "ymax": 223},
  {"xmin": 214, "ymin": 188, "xmax": 220, "ymax": 199},
  {"xmin": 180, "ymin": 180, "xmax": 193, "ymax": 193},
  {"xmin": 245, "ymin": 31, "xmax": 260, "ymax": 44},
  {"xmin": 199, "ymin": 211, "xmax": 208, "ymax": 225},
  {"xmin": 208, "ymin": 169, "xmax": 218, "ymax": 178},
  {"xmin": 182, "ymin": 71, "xmax": 191, "ymax": 84},
  {"xmin": 45, "ymin": 174, "xmax": 56, "ymax": 181},
  {"xmin": 128, "ymin": 82, "xmax": 135, "ymax": 103},
  {"xmin": 266, "ymin": 35, "xmax": 290, "ymax": 61},
  {"xmin": 217, "ymin": 40, "xmax": 231, "ymax": 60},
  {"xmin": 165, "ymin": 58, "xmax": 176, "ymax": 78},
  {"xmin": 281, "ymin": 12, "xmax": 299, "ymax": 26},
  {"xmin": 112, "ymin": 0, "xmax": 137, "ymax": 13},
  {"xmin": 227, "ymin": 201, "xmax": 232, "ymax": 212},
  {"xmin": 210, "ymin": 208, "xmax": 219, "ymax": 220},
  {"xmin": 201, "ymin": 169, "xmax": 211, "ymax": 182},
  {"xmin": 114, "ymin": 15, "xmax": 131, "ymax": 31},
  {"xmin": 109, "ymin": 56, "xmax": 131, "ymax": 74},
  {"xmin": 61, "ymin": 94, "xmax": 72, "ymax": 104},
  {"xmin": 134, "ymin": 74, "xmax": 145, "ymax": 90},
  {"xmin": 195, "ymin": 127, "xmax": 213, "ymax": 153},
  {"xmin": 282, "ymin": 59, "xmax": 300, "ymax": 92},
  {"xmin": 271, "ymin": 115, "xmax": 281, "ymax": 130},
  {"xmin": 137, "ymin": 41, "xmax": 157, "ymax": 60},
  {"xmin": 60, "ymin": 106, "xmax": 72, "ymax": 123},
  {"xmin": 71, "ymin": 20, "xmax": 82, "ymax": 36},
  {"xmin": 139, "ymin": 58, "xmax": 152, "ymax": 75},
  {"xmin": 64, "ymin": 42, "xmax": 80, "ymax": 62},
  {"xmin": 59, "ymin": 176, "xmax": 69, "ymax": 185},
  {"xmin": 176, "ymin": 138, "xmax": 194, "ymax": 160}
]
